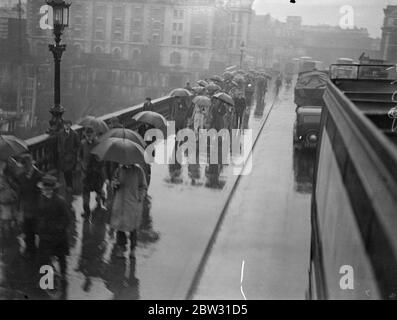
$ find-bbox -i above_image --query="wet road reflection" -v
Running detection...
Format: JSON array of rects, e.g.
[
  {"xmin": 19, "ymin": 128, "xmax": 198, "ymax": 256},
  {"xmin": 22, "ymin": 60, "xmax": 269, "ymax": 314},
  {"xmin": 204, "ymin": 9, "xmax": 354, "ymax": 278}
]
[{"xmin": 292, "ymin": 148, "xmax": 317, "ymax": 194}]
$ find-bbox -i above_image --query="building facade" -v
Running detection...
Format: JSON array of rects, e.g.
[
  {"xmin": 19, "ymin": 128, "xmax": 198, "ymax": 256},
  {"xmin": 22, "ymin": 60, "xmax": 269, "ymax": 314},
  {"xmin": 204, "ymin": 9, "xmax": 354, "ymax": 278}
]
[{"xmin": 381, "ymin": 5, "xmax": 397, "ymax": 63}]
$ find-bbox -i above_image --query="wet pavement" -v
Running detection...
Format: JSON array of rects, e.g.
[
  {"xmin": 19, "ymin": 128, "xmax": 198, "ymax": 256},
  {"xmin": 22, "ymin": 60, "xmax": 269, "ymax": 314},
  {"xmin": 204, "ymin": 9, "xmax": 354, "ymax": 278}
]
[
  {"xmin": 0, "ymin": 91, "xmax": 279, "ymax": 300},
  {"xmin": 193, "ymin": 87, "xmax": 314, "ymax": 300}
]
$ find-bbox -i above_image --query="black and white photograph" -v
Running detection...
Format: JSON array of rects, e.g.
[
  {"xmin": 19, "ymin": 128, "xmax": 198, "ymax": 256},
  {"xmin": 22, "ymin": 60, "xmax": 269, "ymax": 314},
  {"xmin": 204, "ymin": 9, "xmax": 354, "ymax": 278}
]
[{"xmin": 0, "ymin": 0, "xmax": 396, "ymax": 304}]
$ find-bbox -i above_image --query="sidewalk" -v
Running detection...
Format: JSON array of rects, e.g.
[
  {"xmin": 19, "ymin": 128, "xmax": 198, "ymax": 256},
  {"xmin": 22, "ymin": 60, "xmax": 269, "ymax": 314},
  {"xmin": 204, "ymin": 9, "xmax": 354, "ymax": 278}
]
[{"xmin": 193, "ymin": 88, "xmax": 312, "ymax": 300}]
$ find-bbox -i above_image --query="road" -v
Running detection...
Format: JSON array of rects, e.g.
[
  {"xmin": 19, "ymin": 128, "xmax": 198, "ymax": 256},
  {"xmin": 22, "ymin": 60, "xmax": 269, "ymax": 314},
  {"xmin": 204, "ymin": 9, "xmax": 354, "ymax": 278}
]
[
  {"xmin": 0, "ymin": 86, "xmax": 314, "ymax": 300},
  {"xmin": 193, "ymin": 87, "xmax": 313, "ymax": 300}
]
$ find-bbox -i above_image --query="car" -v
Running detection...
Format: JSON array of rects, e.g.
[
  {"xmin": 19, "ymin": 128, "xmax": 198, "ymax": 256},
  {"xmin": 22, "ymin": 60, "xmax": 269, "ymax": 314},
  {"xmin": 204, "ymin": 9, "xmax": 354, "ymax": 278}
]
[{"xmin": 293, "ymin": 106, "xmax": 322, "ymax": 150}]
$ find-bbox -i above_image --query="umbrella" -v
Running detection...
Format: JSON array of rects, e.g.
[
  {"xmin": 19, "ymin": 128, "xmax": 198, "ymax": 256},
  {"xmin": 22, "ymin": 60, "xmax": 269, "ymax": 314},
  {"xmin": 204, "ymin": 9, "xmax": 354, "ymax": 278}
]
[
  {"xmin": 98, "ymin": 128, "xmax": 146, "ymax": 148},
  {"xmin": 79, "ymin": 116, "xmax": 109, "ymax": 135},
  {"xmin": 223, "ymin": 71, "xmax": 234, "ymax": 80},
  {"xmin": 0, "ymin": 135, "xmax": 29, "ymax": 160},
  {"xmin": 213, "ymin": 92, "xmax": 234, "ymax": 106},
  {"xmin": 197, "ymin": 80, "xmax": 208, "ymax": 87},
  {"xmin": 91, "ymin": 138, "xmax": 146, "ymax": 167},
  {"xmin": 192, "ymin": 96, "xmax": 211, "ymax": 108},
  {"xmin": 192, "ymin": 86, "xmax": 206, "ymax": 94},
  {"xmin": 209, "ymin": 75, "xmax": 223, "ymax": 82},
  {"xmin": 169, "ymin": 88, "xmax": 192, "ymax": 97},
  {"xmin": 206, "ymin": 83, "xmax": 221, "ymax": 92},
  {"xmin": 132, "ymin": 111, "xmax": 167, "ymax": 136}
]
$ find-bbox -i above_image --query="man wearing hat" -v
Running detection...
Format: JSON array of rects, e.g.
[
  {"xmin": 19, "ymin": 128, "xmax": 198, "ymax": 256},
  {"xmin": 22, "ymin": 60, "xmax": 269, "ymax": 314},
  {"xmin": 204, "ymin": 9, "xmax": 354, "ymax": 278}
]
[
  {"xmin": 57, "ymin": 120, "xmax": 80, "ymax": 192},
  {"xmin": 78, "ymin": 126, "xmax": 106, "ymax": 218},
  {"xmin": 37, "ymin": 175, "xmax": 71, "ymax": 281},
  {"xmin": 17, "ymin": 153, "xmax": 44, "ymax": 257},
  {"xmin": 142, "ymin": 97, "xmax": 153, "ymax": 112}
]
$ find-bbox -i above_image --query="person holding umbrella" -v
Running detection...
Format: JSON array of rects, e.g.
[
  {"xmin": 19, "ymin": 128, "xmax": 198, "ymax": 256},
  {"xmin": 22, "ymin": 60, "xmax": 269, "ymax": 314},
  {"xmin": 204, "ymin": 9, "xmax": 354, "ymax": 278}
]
[
  {"xmin": 78, "ymin": 126, "xmax": 106, "ymax": 219},
  {"xmin": 171, "ymin": 96, "xmax": 190, "ymax": 133},
  {"xmin": 90, "ymin": 138, "xmax": 147, "ymax": 258}
]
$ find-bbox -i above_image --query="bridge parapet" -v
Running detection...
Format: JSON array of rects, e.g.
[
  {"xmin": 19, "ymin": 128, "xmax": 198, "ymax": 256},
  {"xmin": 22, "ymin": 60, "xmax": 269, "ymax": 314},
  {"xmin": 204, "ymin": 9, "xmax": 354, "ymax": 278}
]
[{"xmin": 24, "ymin": 96, "xmax": 175, "ymax": 171}]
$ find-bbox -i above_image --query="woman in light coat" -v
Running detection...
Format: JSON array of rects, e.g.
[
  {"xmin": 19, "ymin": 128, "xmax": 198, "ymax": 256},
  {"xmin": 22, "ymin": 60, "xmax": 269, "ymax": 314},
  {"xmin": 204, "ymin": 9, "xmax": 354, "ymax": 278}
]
[{"xmin": 111, "ymin": 164, "xmax": 148, "ymax": 258}]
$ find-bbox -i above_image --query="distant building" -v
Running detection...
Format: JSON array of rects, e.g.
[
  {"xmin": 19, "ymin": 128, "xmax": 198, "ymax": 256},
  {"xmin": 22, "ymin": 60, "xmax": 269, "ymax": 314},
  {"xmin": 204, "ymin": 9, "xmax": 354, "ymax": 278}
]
[
  {"xmin": 249, "ymin": 13, "xmax": 381, "ymax": 69},
  {"xmin": 26, "ymin": 0, "xmax": 254, "ymax": 75},
  {"xmin": 381, "ymin": 5, "xmax": 397, "ymax": 63}
]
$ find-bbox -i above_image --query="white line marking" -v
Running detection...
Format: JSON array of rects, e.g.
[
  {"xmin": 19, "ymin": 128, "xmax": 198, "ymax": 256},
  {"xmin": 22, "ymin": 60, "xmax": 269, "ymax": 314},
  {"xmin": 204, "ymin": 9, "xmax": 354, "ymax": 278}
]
[{"xmin": 240, "ymin": 260, "xmax": 247, "ymax": 300}]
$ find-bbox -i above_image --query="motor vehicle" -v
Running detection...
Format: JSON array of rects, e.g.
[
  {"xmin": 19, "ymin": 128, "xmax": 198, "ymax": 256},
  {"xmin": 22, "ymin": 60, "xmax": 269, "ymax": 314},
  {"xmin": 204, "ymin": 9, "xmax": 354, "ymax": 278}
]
[{"xmin": 293, "ymin": 106, "xmax": 322, "ymax": 150}]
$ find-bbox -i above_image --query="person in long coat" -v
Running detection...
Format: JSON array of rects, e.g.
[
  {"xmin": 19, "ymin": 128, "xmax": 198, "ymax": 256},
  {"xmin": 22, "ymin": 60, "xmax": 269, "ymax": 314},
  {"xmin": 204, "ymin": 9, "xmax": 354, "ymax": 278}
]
[
  {"xmin": 171, "ymin": 97, "xmax": 190, "ymax": 132},
  {"xmin": 57, "ymin": 120, "xmax": 80, "ymax": 191},
  {"xmin": 111, "ymin": 164, "xmax": 148, "ymax": 258},
  {"xmin": 210, "ymin": 97, "xmax": 226, "ymax": 131}
]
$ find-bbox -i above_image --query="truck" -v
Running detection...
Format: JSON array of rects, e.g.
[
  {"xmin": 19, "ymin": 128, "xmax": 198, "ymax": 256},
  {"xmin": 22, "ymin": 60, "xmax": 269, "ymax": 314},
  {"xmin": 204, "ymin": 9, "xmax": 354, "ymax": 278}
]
[{"xmin": 293, "ymin": 71, "xmax": 329, "ymax": 149}]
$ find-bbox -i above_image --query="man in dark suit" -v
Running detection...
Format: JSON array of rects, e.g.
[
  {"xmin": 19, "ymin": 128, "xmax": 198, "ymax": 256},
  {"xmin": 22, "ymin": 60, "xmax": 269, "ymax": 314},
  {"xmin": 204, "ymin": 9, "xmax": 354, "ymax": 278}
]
[
  {"xmin": 57, "ymin": 120, "xmax": 80, "ymax": 192},
  {"xmin": 17, "ymin": 153, "xmax": 43, "ymax": 257},
  {"xmin": 143, "ymin": 97, "xmax": 154, "ymax": 112},
  {"xmin": 37, "ymin": 175, "xmax": 71, "ymax": 298},
  {"xmin": 234, "ymin": 91, "xmax": 247, "ymax": 129}
]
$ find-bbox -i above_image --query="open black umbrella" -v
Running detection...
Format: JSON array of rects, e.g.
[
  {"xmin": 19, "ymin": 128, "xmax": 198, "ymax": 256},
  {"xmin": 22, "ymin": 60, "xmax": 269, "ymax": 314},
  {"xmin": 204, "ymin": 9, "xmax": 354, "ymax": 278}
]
[
  {"xmin": 0, "ymin": 135, "xmax": 29, "ymax": 160},
  {"xmin": 213, "ymin": 92, "xmax": 234, "ymax": 106},
  {"xmin": 79, "ymin": 116, "xmax": 109, "ymax": 135},
  {"xmin": 169, "ymin": 88, "xmax": 192, "ymax": 97},
  {"xmin": 132, "ymin": 111, "xmax": 168, "ymax": 136},
  {"xmin": 98, "ymin": 128, "xmax": 146, "ymax": 148},
  {"xmin": 91, "ymin": 138, "xmax": 146, "ymax": 167}
]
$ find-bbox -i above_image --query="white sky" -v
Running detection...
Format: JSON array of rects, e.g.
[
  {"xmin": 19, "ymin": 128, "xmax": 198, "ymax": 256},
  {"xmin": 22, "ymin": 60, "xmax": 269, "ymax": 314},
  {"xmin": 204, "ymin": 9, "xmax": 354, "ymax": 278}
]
[{"xmin": 252, "ymin": 0, "xmax": 397, "ymax": 38}]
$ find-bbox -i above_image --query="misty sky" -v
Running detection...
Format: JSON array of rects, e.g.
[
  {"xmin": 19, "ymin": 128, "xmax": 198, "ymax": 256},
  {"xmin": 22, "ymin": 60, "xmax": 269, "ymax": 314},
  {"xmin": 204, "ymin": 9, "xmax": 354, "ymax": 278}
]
[{"xmin": 253, "ymin": 0, "xmax": 397, "ymax": 38}]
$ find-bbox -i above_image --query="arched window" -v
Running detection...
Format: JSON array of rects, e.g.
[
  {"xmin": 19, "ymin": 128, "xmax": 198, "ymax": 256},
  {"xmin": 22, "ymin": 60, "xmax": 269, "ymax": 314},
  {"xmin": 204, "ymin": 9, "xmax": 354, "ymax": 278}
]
[
  {"xmin": 112, "ymin": 47, "xmax": 122, "ymax": 59},
  {"xmin": 94, "ymin": 46, "xmax": 103, "ymax": 54},
  {"xmin": 170, "ymin": 51, "xmax": 182, "ymax": 65},
  {"xmin": 192, "ymin": 52, "xmax": 201, "ymax": 65},
  {"xmin": 132, "ymin": 49, "xmax": 140, "ymax": 60}
]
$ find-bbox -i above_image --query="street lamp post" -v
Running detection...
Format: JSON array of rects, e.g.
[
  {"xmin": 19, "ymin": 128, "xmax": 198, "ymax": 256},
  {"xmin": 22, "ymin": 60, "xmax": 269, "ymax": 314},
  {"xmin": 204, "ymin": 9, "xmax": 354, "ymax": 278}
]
[
  {"xmin": 240, "ymin": 41, "xmax": 245, "ymax": 69},
  {"xmin": 47, "ymin": 0, "xmax": 70, "ymax": 134}
]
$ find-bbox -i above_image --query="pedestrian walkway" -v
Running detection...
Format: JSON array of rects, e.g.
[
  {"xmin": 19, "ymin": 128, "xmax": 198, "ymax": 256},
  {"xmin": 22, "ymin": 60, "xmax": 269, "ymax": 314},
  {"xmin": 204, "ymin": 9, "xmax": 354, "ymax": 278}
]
[
  {"xmin": 193, "ymin": 87, "xmax": 312, "ymax": 300},
  {"xmin": 0, "ymin": 93, "xmax": 276, "ymax": 300}
]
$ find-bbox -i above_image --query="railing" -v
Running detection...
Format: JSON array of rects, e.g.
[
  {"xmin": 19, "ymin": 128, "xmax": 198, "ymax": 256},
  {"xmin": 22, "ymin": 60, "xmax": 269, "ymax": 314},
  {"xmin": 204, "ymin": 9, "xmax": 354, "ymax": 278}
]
[{"xmin": 25, "ymin": 96, "xmax": 175, "ymax": 172}]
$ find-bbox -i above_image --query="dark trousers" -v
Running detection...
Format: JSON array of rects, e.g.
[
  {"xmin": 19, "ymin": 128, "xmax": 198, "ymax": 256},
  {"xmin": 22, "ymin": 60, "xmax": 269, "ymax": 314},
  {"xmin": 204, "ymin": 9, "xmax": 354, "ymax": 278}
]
[
  {"xmin": 116, "ymin": 230, "xmax": 137, "ymax": 250},
  {"xmin": 63, "ymin": 170, "xmax": 74, "ymax": 190},
  {"xmin": 38, "ymin": 238, "xmax": 68, "ymax": 276},
  {"xmin": 23, "ymin": 217, "xmax": 37, "ymax": 253},
  {"xmin": 236, "ymin": 112, "xmax": 244, "ymax": 129}
]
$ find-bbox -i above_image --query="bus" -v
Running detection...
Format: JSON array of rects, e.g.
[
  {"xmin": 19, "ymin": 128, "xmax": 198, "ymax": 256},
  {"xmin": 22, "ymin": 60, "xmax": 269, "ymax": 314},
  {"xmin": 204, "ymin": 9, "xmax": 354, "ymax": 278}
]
[{"xmin": 309, "ymin": 63, "xmax": 397, "ymax": 299}]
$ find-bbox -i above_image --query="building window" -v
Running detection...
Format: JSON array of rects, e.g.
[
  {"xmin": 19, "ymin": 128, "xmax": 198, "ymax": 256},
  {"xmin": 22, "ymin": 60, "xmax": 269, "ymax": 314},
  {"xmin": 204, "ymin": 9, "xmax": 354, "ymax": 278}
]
[
  {"xmin": 132, "ymin": 33, "xmax": 142, "ymax": 42},
  {"xmin": 170, "ymin": 51, "xmax": 182, "ymax": 64},
  {"xmin": 173, "ymin": 23, "xmax": 177, "ymax": 31},
  {"xmin": 192, "ymin": 37, "xmax": 203, "ymax": 46},
  {"xmin": 74, "ymin": 16, "xmax": 83, "ymax": 26},
  {"xmin": 113, "ymin": 31, "xmax": 123, "ymax": 41},
  {"xmin": 153, "ymin": 21, "xmax": 162, "ymax": 30},
  {"xmin": 132, "ymin": 19, "xmax": 142, "ymax": 29},
  {"xmin": 94, "ymin": 46, "xmax": 103, "ymax": 54},
  {"xmin": 172, "ymin": 35, "xmax": 182, "ymax": 45},
  {"xmin": 114, "ymin": 18, "xmax": 123, "ymax": 28},
  {"xmin": 152, "ymin": 33, "xmax": 159, "ymax": 42},
  {"xmin": 178, "ymin": 23, "xmax": 183, "ymax": 31},
  {"xmin": 95, "ymin": 31, "xmax": 105, "ymax": 40},
  {"xmin": 112, "ymin": 48, "xmax": 122, "ymax": 59},
  {"xmin": 174, "ymin": 9, "xmax": 184, "ymax": 19},
  {"xmin": 192, "ymin": 52, "xmax": 201, "ymax": 65},
  {"xmin": 74, "ymin": 28, "xmax": 83, "ymax": 38}
]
